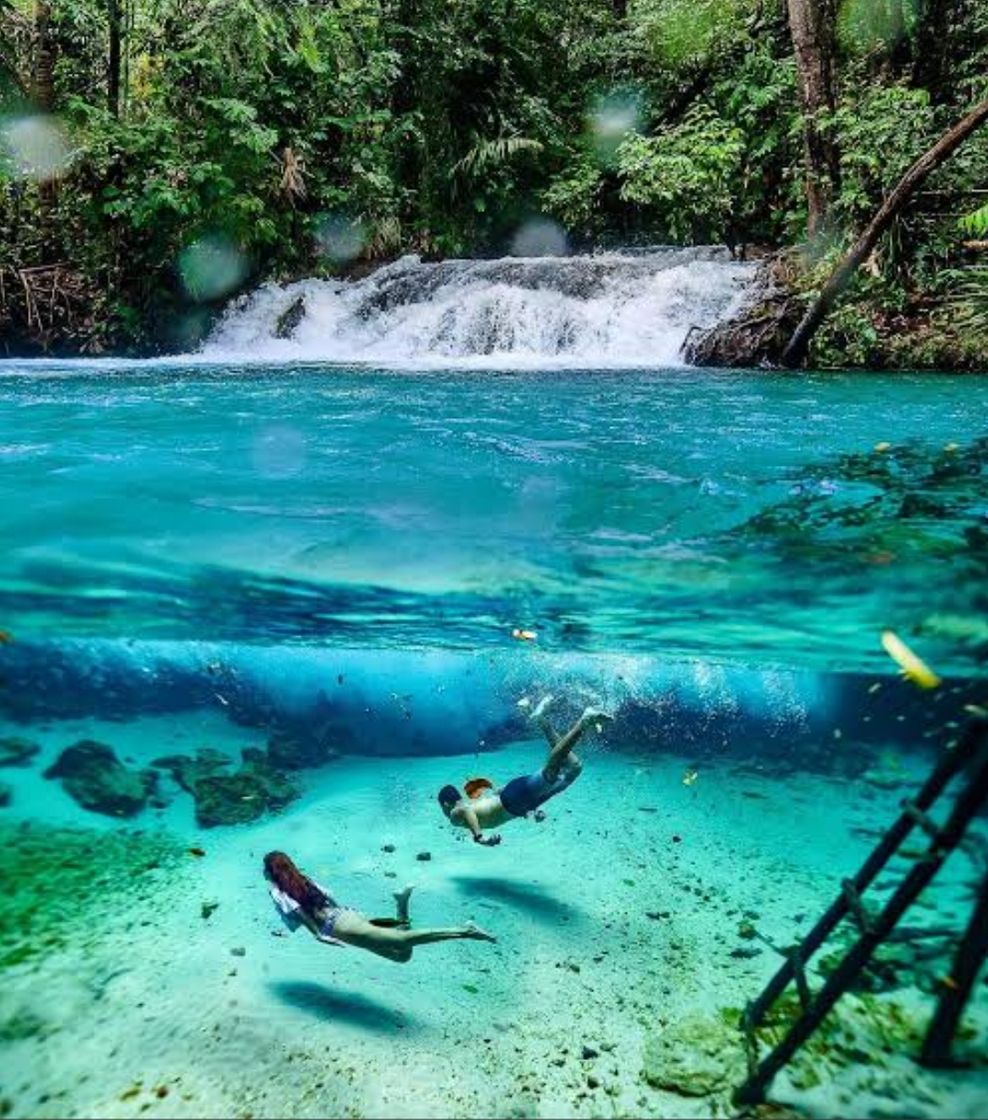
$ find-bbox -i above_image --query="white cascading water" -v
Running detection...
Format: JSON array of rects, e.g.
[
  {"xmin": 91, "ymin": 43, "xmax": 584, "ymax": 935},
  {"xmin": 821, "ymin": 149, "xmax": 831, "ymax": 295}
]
[{"xmin": 201, "ymin": 247, "xmax": 753, "ymax": 367}]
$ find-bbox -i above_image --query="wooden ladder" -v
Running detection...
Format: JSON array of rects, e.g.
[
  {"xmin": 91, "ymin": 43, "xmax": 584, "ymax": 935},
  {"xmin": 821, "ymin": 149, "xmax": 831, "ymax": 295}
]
[{"xmin": 734, "ymin": 709, "xmax": 988, "ymax": 1106}]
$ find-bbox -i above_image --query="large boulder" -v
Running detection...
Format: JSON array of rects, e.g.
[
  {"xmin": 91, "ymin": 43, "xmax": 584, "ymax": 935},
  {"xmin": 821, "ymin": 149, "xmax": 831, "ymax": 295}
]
[
  {"xmin": 152, "ymin": 748, "xmax": 232, "ymax": 792},
  {"xmin": 642, "ymin": 1014, "xmax": 746, "ymax": 1097},
  {"xmin": 44, "ymin": 740, "xmax": 156, "ymax": 818},
  {"xmin": 153, "ymin": 747, "xmax": 300, "ymax": 827},
  {"xmin": 0, "ymin": 736, "xmax": 40, "ymax": 767}
]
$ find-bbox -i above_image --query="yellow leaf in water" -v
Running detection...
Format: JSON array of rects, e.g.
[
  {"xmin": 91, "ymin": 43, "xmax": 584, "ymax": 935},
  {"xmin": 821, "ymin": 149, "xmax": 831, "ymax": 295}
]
[
  {"xmin": 874, "ymin": 442, "xmax": 892, "ymax": 452},
  {"xmin": 682, "ymin": 768, "xmax": 698, "ymax": 786},
  {"xmin": 880, "ymin": 630, "xmax": 941, "ymax": 690}
]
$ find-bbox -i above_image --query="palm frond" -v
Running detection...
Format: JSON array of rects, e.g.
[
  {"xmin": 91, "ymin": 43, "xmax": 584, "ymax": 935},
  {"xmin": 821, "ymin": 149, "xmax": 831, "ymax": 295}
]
[{"xmin": 450, "ymin": 134, "xmax": 543, "ymax": 180}]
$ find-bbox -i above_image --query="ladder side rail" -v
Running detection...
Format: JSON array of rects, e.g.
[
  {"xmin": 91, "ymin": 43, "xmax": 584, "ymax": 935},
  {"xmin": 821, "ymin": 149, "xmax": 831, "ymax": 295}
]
[
  {"xmin": 920, "ymin": 868, "xmax": 988, "ymax": 1067},
  {"xmin": 736, "ymin": 736, "xmax": 988, "ymax": 1105},
  {"xmin": 746, "ymin": 720, "xmax": 984, "ymax": 1027}
]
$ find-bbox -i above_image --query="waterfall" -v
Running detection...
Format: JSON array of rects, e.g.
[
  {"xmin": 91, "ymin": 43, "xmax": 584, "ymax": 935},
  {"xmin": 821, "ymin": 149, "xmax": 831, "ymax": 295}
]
[{"xmin": 201, "ymin": 248, "xmax": 753, "ymax": 367}]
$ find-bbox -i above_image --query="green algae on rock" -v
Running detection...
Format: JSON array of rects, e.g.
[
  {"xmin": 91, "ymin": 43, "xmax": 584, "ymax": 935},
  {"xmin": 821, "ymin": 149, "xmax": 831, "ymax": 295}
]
[
  {"xmin": 0, "ymin": 737, "xmax": 40, "ymax": 768},
  {"xmin": 152, "ymin": 746, "xmax": 299, "ymax": 827},
  {"xmin": 641, "ymin": 1014, "xmax": 746, "ymax": 1097},
  {"xmin": 44, "ymin": 740, "xmax": 157, "ymax": 818}
]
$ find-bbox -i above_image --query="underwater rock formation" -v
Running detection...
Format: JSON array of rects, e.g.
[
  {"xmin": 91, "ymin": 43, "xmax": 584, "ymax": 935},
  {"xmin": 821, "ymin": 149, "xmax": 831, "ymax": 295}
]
[
  {"xmin": 152, "ymin": 748, "xmax": 232, "ymax": 793},
  {"xmin": 266, "ymin": 726, "xmax": 339, "ymax": 770},
  {"xmin": 0, "ymin": 781, "xmax": 11, "ymax": 807},
  {"xmin": 0, "ymin": 735, "xmax": 40, "ymax": 767},
  {"xmin": 641, "ymin": 1014, "xmax": 746, "ymax": 1096},
  {"xmin": 43, "ymin": 740, "xmax": 157, "ymax": 817},
  {"xmin": 152, "ymin": 747, "xmax": 299, "ymax": 827}
]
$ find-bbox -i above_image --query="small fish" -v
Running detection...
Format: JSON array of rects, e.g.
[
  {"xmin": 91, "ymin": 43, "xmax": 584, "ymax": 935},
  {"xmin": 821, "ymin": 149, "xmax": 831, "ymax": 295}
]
[
  {"xmin": 874, "ymin": 441, "xmax": 892, "ymax": 453},
  {"xmin": 511, "ymin": 628, "xmax": 537, "ymax": 642},
  {"xmin": 188, "ymin": 847, "xmax": 206, "ymax": 858},
  {"xmin": 337, "ymin": 674, "xmax": 344, "ymax": 685},
  {"xmin": 462, "ymin": 983, "xmax": 479, "ymax": 995},
  {"xmin": 682, "ymin": 768, "xmax": 699, "ymax": 787},
  {"xmin": 214, "ymin": 693, "xmax": 230, "ymax": 706},
  {"xmin": 880, "ymin": 630, "xmax": 941, "ymax": 690}
]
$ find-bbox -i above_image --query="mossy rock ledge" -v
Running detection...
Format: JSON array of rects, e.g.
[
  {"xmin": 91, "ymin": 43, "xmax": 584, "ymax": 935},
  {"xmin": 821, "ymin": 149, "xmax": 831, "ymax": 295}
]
[{"xmin": 642, "ymin": 1014, "xmax": 747, "ymax": 1097}]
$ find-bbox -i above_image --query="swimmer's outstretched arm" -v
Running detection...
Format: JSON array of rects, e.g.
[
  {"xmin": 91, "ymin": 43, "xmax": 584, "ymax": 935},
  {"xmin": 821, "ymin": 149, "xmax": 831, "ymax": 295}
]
[{"xmin": 451, "ymin": 804, "xmax": 502, "ymax": 847}]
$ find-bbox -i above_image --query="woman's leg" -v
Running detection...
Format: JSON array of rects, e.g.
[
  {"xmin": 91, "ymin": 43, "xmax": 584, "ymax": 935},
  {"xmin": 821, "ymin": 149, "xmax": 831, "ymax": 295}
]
[
  {"xmin": 393, "ymin": 884, "xmax": 413, "ymax": 924},
  {"xmin": 340, "ymin": 915, "xmax": 495, "ymax": 962}
]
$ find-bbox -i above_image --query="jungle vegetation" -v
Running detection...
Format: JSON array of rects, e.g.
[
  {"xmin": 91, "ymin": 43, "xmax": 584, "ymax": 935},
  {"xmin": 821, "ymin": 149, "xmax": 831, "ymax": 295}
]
[{"xmin": 0, "ymin": 0, "xmax": 987, "ymax": 363}]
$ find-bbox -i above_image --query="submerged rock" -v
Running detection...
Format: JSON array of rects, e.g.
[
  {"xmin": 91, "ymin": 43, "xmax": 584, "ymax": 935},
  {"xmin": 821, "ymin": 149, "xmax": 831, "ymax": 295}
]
[
  {"xmin": 0, "ymin": 736, "xmax": 40, "ymax": 767},
  {"xmin": 155, "ymin": 747, "xmax": 299, "ymax": 827},
  {"xmin": 0, "ymin": 781, "xmax": 11, "ymax": 807},
  {"xmin": 44, "ymin": 740, "xmax": 156, "ymax": 818},
  {"xmin": 152, "ymin": 748, "xmax": 232, "ymax": 792},
  {"xmin": 274, "ymin": 295, "xmax": 306, "ymax": 339},
  {"xmin": 642, "ymin": 1015, "xmax": 745, "ymax": 1097}
]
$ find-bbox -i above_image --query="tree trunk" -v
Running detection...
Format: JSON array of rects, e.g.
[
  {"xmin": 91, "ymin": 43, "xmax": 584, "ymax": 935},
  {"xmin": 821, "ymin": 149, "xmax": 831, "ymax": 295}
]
[
  {"xmin": 787, "ymin": 0, "xmax": 840, "ymax": 238},
  {"xmin": 782, "ymin": 95, "xmax": 988, "ymax": 368},
  {"xmin": 33, "ymin": 0, "xmax": 56, "ymax": 111},
  {"xmin": 107, "ymin": 0, "xmax": 122, "ymax": 116}
]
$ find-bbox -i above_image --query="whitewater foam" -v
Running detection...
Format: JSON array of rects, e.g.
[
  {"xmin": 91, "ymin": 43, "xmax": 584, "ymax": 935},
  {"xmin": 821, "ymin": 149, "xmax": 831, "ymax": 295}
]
[{"xmin": 201, "ymin": 249, "xmax": 753, "ymax": 367}]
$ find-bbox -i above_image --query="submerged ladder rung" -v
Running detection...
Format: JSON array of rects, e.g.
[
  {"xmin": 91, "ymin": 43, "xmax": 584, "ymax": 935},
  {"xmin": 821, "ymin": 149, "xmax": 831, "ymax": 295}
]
[
  {"xmin": 901, "ymin": 798, "xmax": 944, "ymax": 842},
  {"xmin": 787, "ymin": 944, "xmax": 812, "ymax": 1011},
  {"xmin": 841, "ymin": 878, "xmax": 874, "ymax": 935}
]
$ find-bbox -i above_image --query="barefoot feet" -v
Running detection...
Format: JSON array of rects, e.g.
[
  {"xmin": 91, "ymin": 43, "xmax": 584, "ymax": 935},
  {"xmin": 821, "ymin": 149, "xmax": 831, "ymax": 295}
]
[{"xmin": 463, "ymin": 921, "xmax": 497, "ymax": 943}]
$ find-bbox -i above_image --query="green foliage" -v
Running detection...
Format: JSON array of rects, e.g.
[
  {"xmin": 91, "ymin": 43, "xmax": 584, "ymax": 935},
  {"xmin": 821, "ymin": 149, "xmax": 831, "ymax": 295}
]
[
  {"xmin": 0, "ymin": 0, "xmax": 985, "ymax": 359},
  {"xmin": 616, "ymin": 105, "xmax": 745, "ymax": 242},
  {"xmin": 959, "ymin": 202, "xmax": 988, "ymax": 237},
  {"xmin": 833, "ymin": 85, "xmax": 937, "ymax": 224}
]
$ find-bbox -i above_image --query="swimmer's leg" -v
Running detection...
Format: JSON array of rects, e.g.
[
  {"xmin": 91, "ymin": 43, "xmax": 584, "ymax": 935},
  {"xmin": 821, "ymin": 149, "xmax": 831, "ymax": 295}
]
[
  {"xmin": 543, "ymin": 705, "xmax": 613, "ymax": 782},
  {"xmin": 393, "ymin": 884, "xmax": 413, "ymax": 925},
  {"xmin": 525, "ymin": 694, "xmax": 560, "ymax": 748}
]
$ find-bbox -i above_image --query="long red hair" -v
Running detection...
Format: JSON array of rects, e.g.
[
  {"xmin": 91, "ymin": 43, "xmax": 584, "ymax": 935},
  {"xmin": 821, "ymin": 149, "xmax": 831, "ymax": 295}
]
[{"xmin": 263, "ymin": 851, "xmax": 329, "ymax": 915}]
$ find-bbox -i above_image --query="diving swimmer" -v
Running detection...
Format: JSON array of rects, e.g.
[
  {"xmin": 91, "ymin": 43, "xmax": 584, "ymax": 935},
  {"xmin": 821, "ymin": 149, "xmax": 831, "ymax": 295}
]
[
  {"xmin": 264, "ymin": 851, "xmax": 495, "ymax": 962},
  {"xmin": 437, "ymin": 696, "xmax": 612, "ymax": 846}
]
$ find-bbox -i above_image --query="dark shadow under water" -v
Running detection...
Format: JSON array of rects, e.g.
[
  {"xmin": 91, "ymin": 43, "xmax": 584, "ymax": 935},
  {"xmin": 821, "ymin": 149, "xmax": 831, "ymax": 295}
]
[
  {"xmin": 451, "ymin": 874, "xmax": 584, "ymax": 926},
  {"xmin": 270, "ymin": 979, "xmax": 426, "ymax": 1036}
]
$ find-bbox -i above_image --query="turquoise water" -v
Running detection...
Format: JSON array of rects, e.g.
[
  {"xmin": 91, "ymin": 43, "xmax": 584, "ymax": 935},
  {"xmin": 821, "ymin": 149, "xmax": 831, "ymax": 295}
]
[
  {"xmin": 1, "ymin": 360, "xmax": 987, "ymax": 1119},
  {"xmin": 1, "ymin": 362, "xmax": 986, "ymax": 674}
]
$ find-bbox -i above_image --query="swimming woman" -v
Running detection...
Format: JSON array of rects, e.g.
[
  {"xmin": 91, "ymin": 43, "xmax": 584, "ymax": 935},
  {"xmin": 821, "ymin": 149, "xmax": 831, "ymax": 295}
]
[{"xmin": 263, "ymin": 851, "xmax": 495, "ymax": 962}]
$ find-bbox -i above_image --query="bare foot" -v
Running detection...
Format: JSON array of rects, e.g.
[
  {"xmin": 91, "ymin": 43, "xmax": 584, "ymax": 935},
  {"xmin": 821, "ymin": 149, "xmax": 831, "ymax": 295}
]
[
  {"xmin": 580, "ymin": 706, "xmax": 613, "ymax": 729},
  {"xmin": 393, "ymin": 884, "xmax": 414, "ymax": 923},
  {"xmin": 463, "ymin": 921, "xmax": 497, "ymax": 943},
  {"xmin": 530, "ymin": 694, "xmax": 555, "ymax": 723}
]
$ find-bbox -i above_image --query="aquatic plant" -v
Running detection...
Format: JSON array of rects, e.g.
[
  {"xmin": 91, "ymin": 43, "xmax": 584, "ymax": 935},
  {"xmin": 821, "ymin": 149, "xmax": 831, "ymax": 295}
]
[{"xmin": 0, "ymin": 822, "xmax": 183, "ymax": 971}]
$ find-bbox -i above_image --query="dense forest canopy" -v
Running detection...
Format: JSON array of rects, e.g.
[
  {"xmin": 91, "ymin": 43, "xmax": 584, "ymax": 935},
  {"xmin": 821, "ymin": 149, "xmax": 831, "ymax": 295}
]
[{"xmin": 1, "ymin": 0, "xmax": 987, "ymax": 362}]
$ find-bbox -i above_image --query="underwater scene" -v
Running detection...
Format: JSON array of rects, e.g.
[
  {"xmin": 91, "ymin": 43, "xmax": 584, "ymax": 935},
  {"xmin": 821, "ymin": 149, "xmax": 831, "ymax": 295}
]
[{"xmin": 2, "ymin": 355, "xmax": 988, "ymax": 1119}]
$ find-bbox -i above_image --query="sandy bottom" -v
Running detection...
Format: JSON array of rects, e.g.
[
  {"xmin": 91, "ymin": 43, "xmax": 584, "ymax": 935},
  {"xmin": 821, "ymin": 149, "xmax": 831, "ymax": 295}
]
[{"xmin": 1, "ymin": 709, "xmax": 986, "ymax": 1119}]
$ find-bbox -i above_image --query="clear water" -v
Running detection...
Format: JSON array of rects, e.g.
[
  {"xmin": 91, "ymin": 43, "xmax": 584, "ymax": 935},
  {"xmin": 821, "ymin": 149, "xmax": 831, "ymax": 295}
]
[
  {"xmin": 2, "ymin": 359, "xmax": 987, "ymax": 1119},
  {"xmin": 1, "ymin": 362, "xmax": 986, "ymax": 674}
]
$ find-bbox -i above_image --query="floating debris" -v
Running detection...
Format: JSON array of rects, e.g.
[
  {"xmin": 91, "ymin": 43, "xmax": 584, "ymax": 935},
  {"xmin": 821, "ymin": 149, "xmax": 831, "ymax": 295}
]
[
  {"xmin": 880, "ymin": 630, "xmax": 942, "ymax": 690},
  {"xmin": 511, "ymin": 628, "xmax": 538, "ymax": 642}
]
